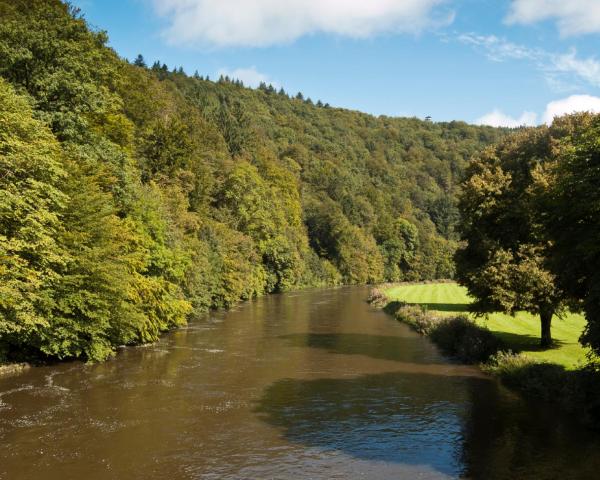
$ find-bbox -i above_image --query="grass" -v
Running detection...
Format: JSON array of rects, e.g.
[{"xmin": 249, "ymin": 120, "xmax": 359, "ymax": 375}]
[{"xmin": 383, "ymin": 282, "xmax": 589, "ymax": 368}]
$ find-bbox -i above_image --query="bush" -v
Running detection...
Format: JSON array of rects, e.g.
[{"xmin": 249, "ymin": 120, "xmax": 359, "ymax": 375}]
[
  {"xmin": 367, "ymin": 288, "xmax": 389, "ymax": 307},
  {"xmin": 389, "ymin": 301, "xmax": 500, "ymax": 362},
  {"xmin": 485, "ymin": 352, "xmax": 600, "ymax": 428},
  {"xmin": 483, "ymin": 351, "xmax": 565, "ymax": 400},
  {"xmin": 570, "ymin": 365, "xmax": 600, "ymax": 428},
  {"xmin": 394, "ymin": 305, "xmax": 441, "ymax": 334},
  {"xmin": 429, "ymin": 315, "xmax": 503, "ymax": 363}
]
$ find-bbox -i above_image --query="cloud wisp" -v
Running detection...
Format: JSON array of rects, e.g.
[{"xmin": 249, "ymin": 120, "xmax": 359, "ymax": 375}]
[
  {"xmin": 151, "ymin": 0, "xmax": 453, "ymax": 48},
  {"xmin": 458, "ymin": 33, "xmax": 600, "ymax": 90},
  {"xmin": 506, "ymin": 0, "xmax": 600, "ymax": 36}
]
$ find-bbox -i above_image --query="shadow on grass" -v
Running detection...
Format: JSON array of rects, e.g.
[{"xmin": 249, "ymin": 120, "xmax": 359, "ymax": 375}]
[
  {"xmin": 387, "ymin": 300, "xmax": 566, "ymax": 354},
  {"xmin": 279, "ymin": 332, "xmax": 443, "ymax": 364},
  {"xmin": 383, "ymin": 301, "xmax": 471, "ymax": 314},
  {"xmin": 488, "ymin": 330, "xmax": 566, "ymax": 353},
  {"xmin": 417, "ymin": 302, "xmax": 472, "ymax": 313}
]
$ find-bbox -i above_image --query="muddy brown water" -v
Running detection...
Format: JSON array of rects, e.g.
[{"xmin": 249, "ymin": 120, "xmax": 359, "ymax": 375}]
[{"xmin": 1, "ymin": 286, "xmax": 599, "ymax": 479}]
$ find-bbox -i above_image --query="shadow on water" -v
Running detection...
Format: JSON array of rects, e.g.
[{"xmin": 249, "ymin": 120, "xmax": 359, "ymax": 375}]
[
  {"xmin": 255, "ymin": 371, "xmax": 472, "ymax": 477},
  {"xmin": 279, "ymin": 333, "xmax": 446, "ymax": 364},
  {"xmin": 255, "ymin": 371, "xmax": 600, "ymax": 480}
]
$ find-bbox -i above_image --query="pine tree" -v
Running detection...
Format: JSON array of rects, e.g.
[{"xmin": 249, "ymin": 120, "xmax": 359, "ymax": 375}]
[{"xmin": 133, "ymin": 54, "xmax": 146, "ymax": 68}]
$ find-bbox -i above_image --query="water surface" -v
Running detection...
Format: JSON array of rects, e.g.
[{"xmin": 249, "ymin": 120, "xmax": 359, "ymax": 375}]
[{"xmin": 1, "ymin": 286, "xmax": 599, "ymax": 479}]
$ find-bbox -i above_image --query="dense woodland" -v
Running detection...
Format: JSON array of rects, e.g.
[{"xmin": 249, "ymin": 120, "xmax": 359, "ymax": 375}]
[{"xmin": 0, "ymin": 0, "xmax": 508, "ymax": 362}]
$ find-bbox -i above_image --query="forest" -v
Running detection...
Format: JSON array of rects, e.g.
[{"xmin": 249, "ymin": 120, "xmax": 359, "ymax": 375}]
[{"xmin": 0, "ymin": 0, "xmax": 510, "ymax": 362}]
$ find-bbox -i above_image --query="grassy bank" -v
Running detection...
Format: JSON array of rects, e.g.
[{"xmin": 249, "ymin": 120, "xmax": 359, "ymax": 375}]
[
  {"xmin": 373, "ymin": 282, "xmax": 600, "ymax": 428},
  {"xmin": 384, "ymin": 282, "xmax": 588, "ymax": 368}
]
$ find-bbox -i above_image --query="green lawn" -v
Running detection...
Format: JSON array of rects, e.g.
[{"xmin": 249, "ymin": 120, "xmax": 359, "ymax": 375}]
[{"xmin": 384, "ymin": 282, "xmax": 589, "ymax": 368}]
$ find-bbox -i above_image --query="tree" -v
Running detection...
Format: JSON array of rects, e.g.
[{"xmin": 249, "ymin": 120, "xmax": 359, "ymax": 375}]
[
  {"xmin": 375, "ymin": 217, "xmax": 419, "ymax": 281},
  {"xmin": 455, "ymin": 128, "xmax": 566, "ymax": 347},
  {"xmin": 46, "ymin": 154, "xmax": 136, "ymax": 360},
  {"xmin": 541, "ymin": 113, "xmax": 600, "ymax": 355},
  {"xmin": 215, "ymin": 96, "xmax": 253, "ymax": 157},
  {"xmin": 0, "ymin": 0, "xmax": 123, "ymax": 141},
  {"xmin": 0, "ymin": 79, "xmax": 67, "ymax": 357},
  {"xmin": 133, "ymin": 54, "xmax": 146, "ymax": 68}
]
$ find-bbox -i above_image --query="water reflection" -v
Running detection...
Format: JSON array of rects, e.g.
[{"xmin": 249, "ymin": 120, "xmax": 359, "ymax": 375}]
[
  {"xmin": 256, "ymin": 368, "xmax": 600, "ymax": 479},
  {"xmin": 255, "ymin": 371, "xmax": 470, "ymax": 477}
]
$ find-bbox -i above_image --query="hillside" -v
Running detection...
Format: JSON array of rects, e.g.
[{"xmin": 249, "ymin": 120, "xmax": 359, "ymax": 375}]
[{"xmin": 0, "ymin": 0, "xmax": 506, "ymax": 361}]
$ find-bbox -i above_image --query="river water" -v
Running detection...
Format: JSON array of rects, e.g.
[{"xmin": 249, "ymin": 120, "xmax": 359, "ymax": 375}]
[{"xmin": 1, "ymin": 286, "xmax": 599, "ymax": 479}]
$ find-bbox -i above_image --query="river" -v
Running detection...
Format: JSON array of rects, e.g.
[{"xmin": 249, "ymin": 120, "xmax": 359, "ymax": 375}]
[{"xmin": 1, "ymin": 286, "xmax": 599, "ymax": 479}]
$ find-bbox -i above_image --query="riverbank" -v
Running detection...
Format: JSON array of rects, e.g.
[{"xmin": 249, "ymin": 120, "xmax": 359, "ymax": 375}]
[
  {"xmin": 370, "ymin": 282, "xmax": 600, "ymax": 429},
  {"xmin": 383, "ymin": 282, "xmax": 588, "ymax": 367}
]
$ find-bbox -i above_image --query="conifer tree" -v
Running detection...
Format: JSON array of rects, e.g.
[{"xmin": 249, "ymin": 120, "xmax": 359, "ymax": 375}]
[{"xmin": 133, "ymin": 54, "xmax": 146, "ymax": 68}]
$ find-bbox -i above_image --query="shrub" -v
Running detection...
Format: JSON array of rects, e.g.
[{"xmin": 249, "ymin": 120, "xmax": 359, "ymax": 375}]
[
  {"xmin": 429, "ymin": 315, "xmax": 503, "ymax": 363},
  {"xmin": 367, "ymin": 288, "xmax": 389, "ymax": 307},
  {"xmin": 483, "ymin": 351, "xmax": 566, "ymax": 400},
  {"xmin": 483, "ymin": 351, "xmax": 600, "ymax": 428},
  {"xmin": 569, "ymin": 365, "xmax": 600, "ymax": 429},
  {"xmin": 394, "ymin": 305, "xmax": 441, "ymax": 334}
]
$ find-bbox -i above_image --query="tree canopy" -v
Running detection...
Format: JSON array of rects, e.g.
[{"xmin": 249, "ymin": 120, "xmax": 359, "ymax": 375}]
[{"xmin": 457, "ymin": 114, "xmax": 600, "ymax": 352}]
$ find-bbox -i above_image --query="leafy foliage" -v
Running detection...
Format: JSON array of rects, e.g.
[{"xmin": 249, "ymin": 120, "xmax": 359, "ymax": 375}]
[
  {"xmin": 541, "ymin": 114, "xmax": 600, "ymax": 356},
  {"xmin": 455, "ymin": 129, "xmax": 566, "ymax": 346},
  {"xmin": 0, "ymin": 79, "xmax": 66, "ymax": 354}
]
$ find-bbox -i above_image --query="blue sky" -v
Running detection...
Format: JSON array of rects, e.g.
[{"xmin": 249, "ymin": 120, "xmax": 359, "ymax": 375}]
[{"xmin": 73, "ymin": 0, "xmax": 600, "ymax": 125}]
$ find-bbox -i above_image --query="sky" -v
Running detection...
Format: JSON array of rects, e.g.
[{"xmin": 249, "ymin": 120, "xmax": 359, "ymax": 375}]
[{"xmin": 72, "ymin": 0, "xmax": 600, "ymax": 126}]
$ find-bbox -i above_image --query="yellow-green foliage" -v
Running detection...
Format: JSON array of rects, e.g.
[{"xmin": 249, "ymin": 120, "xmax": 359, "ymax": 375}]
[{"xmin": 0, "ymin": 79, "xmax": 67, "ymax": 345}]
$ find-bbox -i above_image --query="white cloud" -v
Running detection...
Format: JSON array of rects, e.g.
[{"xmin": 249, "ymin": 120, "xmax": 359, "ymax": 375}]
[
  {"xmin": 506, "ymin": 0, "xmax": 600, "ymax": 36},
  {"xmin": 476, "ymin": 109, "xmax": 538, "ymax": 128},
  {"xmin": 216, "ymin": 66, "xmax": 275, "ymax": 88},
  {"xmin": 458, "ymin": 33, "xmax": 600, "ymax": 90},
  {"xmin": 151, "ymin": 0, "xmax": 453, "ymax": 47},
  {"xmin": 476, "ymin": 95, "xmax": 600, "ymax": 127},
  {"xmin": 542, "ymin": 94, "xmax": 600, "ymax": 124}
]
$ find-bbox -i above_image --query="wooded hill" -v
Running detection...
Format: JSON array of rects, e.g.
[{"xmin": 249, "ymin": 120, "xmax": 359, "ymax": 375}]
[{"xmin": 0, "ymin": 0, "xmax": 506, "ymax": 361}]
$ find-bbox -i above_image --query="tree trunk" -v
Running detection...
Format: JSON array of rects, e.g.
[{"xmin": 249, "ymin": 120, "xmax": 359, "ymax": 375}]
[{"xmin": 540, "ymin": 308, "xmax": 553, "ymax": 348}]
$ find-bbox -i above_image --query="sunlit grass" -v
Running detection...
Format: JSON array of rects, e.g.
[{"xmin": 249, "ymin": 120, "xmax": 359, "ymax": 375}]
[{"xmin": 384, "ymin": 282, "xmax": 589, "ymax": 368}]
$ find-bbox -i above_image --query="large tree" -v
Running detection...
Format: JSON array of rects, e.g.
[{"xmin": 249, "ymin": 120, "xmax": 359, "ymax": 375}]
[
  {"xmin": 455, "ymin": 128, "xmax": 566, "ymax": 347},
  {"xmin": 541, "ymin": 113, "xmax": 600, "ymax": 356},
  {"xmin": 0, "ymin": 79, "xmax": 67, "ymax": 357}
]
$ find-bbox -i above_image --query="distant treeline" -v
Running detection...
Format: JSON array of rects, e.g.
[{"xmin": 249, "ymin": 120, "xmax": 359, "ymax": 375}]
[{"xmin": 0, "ymin": 0, "xmax": 505, "ymax": 361}]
